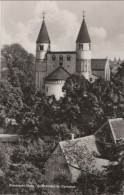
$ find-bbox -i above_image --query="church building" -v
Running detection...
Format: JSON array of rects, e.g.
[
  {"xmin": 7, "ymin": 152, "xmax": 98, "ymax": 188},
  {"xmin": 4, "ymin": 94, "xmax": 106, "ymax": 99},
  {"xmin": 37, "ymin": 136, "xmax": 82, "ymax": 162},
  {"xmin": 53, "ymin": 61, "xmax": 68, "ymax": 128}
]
[{"xmin": 35, "ymin": 13, "xmax": 110, "ymax": 100}]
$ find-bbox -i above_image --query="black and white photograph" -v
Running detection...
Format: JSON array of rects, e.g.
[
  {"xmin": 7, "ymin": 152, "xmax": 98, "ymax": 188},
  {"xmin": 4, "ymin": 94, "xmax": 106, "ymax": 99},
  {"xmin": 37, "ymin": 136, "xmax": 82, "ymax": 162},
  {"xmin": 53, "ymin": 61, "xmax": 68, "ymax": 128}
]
[{"xmin": 0, "ymin": 1, "xmax": 124, "ymax": 194}]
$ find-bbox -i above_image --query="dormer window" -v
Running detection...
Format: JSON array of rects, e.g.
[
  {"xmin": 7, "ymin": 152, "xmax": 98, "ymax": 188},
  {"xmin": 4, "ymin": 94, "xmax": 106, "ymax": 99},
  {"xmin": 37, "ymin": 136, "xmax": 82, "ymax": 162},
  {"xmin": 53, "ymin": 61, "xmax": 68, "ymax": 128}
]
[
  {"xmin": 67, "ymin": 55, "xmax": 71, "ymax": 61},
  {"xmin": 52, "ymin": 55, "xmax": 56, "ymax": 61},
  {"xmin": 59, "ymin": 55, "xmax": 63, "ymax": 61},
  {"xmin": 40, "ymin": 45, "xmax": 44, "ymax": 51}
]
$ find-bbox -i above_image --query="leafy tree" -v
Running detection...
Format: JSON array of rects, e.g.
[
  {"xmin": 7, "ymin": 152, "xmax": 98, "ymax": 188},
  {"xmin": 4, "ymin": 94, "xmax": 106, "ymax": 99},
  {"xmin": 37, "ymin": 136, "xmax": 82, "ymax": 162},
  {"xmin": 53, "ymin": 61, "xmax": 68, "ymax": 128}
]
[
  {"xmin": 91, "ymin": 74, "xmax": 124, "ymax": 118},
  {"xmin": 1, "ymin": 44, "xmax": 35, "ymax": 88},
  {"xmin": 16, "ymin": 91, "xmax": 55, "ymax": 138},
  {"xmin": 58, "ymin": 75, "xmax": 105, "ymax": 136},
  {"xmin": 105, "ymin": 140, "xmax": 124, "ymax": 194},
  {"xmin": 0, "ymin": 141, "xmax": 47, "ymax": 194},
  {"xmin": 51, "ymin": 123, "xmax": 80, "ymax": 141},
  {"xmin": 0, "ymin": 81, "xmax": 23, "ymax": 118}
]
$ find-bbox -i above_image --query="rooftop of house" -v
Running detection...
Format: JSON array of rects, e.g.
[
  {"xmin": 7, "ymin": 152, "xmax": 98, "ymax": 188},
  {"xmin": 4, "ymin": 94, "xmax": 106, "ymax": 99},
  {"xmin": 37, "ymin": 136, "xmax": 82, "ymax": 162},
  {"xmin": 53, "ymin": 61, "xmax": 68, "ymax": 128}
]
[
  {"xmin": 0, "ymin": 134, "xmax": 20, "ymax": 142},
  {"xmin": 45, "ymin": 66, "xmax": 71, "ymax": 81},
  {"xmin": 59, "ymin": 135, "xmax": 109, "ymax": 172},
  {"xmin": 108, "ymin": 118, "xmax": 124, "ymax": 142}
]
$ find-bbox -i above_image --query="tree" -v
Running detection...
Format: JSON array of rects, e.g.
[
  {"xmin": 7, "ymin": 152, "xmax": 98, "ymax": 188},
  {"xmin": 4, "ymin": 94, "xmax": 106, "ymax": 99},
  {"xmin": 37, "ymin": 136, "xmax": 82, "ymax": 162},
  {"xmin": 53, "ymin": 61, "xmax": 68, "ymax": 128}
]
[
  {"xmin": 58, "ymin": 75, "xmax": 105, "ymax": 136},
  {"xmin": 1, "ymin": 44, "xmax": 35, "ymax": 88},
  {"xmin": 16, "ymin": 91, "xmax": 56, "ymax": 138},
  {"xmin": 91, "ymin": 75, "xmax": 124, "ymax": 118},
  {"xmin": 0, "ymin": 81, "xmax": 23, "ymax": 118},
  {"xmin": 105, "ymin": 140, "xmax": 124, "ymax": 194},
  {"xmin": 51, "ymin": 123, "xmax": 80, "ymax": 141},
  {"xmin": 0, "ymin": 140, "xmax": 48, "ymax": 194}
]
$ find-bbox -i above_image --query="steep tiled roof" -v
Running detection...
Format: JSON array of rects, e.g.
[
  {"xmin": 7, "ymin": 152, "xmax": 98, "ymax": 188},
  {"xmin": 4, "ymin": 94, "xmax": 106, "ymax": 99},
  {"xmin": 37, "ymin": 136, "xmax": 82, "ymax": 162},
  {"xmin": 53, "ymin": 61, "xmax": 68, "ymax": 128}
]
[
  {"xmin": 36, "ymin": 20, "xmax": 50, "ymax": 44},
  {"xmin": 91, "ymin": 59, "xmax": 107, "ymax": 70},
  {"xmin": 45, "ymin": 66, "xmax": 70, "ymax": 81},
  {"xmin": 76, "ymin": 18, "xmax": 91, "ymax": 43},
  {"xmin": 59, "ymin": 135, "xmax": 109, "ymax": 172},
  {"xmin": 109, "ymin": 118, "xmax": 124, "ymax": 142}
]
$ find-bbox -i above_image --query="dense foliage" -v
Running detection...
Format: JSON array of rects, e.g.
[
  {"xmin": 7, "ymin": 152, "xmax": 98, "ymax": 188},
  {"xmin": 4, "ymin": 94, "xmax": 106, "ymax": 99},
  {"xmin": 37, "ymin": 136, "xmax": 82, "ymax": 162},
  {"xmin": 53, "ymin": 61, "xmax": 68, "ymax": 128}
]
[{"xmin": 0, "ymin": 43, "xmax": 124, "ymax": 194}]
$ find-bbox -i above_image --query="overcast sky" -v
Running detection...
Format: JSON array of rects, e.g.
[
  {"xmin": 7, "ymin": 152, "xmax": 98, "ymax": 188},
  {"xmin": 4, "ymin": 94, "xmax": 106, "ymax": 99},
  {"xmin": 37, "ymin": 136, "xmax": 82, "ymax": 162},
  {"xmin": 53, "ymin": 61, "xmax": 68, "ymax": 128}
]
[{"xmin": 1, "ymin": 1, "xmax": 124, "ymax": 59}]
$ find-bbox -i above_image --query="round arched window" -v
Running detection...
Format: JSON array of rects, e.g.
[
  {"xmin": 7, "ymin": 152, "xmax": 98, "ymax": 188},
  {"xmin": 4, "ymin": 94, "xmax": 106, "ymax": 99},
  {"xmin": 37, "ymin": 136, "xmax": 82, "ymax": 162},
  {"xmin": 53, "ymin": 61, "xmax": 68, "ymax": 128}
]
[
  {"xmin": 59, "ymin": 55, "xmax": 63, "ymax": 61},
  {"xmin": 52, "ymin": 55, "xmax": 56, "ymax": 61},
  {"xmin": 67, "ymin": 55, "xmax": 71, "ymax": 61}
]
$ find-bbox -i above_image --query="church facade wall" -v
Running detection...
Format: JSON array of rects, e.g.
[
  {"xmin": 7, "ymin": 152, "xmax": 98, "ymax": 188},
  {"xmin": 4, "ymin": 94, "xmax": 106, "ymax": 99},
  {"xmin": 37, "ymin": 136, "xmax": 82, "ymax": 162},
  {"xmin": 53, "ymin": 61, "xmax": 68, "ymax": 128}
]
[{"xmin": 46, "ymin": 53, "xmax": 76, "ymax": 76}]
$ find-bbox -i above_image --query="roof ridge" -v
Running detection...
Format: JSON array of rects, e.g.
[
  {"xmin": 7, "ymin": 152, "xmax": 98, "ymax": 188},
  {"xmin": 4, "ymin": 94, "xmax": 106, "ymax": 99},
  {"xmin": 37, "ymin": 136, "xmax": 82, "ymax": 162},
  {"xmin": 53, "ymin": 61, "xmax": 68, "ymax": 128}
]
[
  {"xmin": 59, "ymin": 135, "xmax": 95, "ymax": 144},
  {"xmin": 108, "ymin": 118, "xmax": 123, "ymax": 122},
  {"xmin": 61, "ymin": 66, "xmax": 71, "ymax": 76},
  {"xmin": 45, "ymin": 66, "xmax": 71, "ymax": 81}
]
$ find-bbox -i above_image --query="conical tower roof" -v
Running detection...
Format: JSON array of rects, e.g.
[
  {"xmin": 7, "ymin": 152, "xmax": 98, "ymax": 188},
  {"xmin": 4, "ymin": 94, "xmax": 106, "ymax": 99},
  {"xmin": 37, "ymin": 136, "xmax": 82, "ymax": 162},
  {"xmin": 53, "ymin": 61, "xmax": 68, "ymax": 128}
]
[
  {"xmin": 76, "ymin": 17, "xmax": 91, "ymax": 43},
  {"xmin": 36, "ymin": 20, "xmax": 50, "ymax": 44}
]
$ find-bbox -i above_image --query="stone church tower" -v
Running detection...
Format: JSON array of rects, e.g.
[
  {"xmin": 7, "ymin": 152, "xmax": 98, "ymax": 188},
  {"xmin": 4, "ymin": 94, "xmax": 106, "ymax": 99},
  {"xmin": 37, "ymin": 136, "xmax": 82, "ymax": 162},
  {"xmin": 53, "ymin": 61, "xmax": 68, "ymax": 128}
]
[
  {"xmin": 76, "ymin": 14, "xmax": 92, "ymax": 81},
  {"xmin": 35, "ymin": 13, "xmax": 110, "ymax": 99},
  {"xmin": 35, "ymin": 16, "xmax": 51, "ymax": 89}
]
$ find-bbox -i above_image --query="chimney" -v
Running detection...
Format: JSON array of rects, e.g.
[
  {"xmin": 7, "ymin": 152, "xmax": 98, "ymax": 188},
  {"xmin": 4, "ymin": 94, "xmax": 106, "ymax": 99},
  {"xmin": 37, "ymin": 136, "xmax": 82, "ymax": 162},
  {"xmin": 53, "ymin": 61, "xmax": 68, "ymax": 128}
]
[{"xmin": 71, "ymin": 133, "xmax": 75, "ymax": 140}]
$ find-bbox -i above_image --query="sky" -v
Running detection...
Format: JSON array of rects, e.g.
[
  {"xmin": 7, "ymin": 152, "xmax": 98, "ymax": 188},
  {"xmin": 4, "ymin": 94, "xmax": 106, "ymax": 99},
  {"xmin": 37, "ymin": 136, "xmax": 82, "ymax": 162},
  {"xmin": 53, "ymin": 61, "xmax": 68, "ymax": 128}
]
[{"xmin": 1, "ymin": 1, "xmax": 124, "ymax": 59}]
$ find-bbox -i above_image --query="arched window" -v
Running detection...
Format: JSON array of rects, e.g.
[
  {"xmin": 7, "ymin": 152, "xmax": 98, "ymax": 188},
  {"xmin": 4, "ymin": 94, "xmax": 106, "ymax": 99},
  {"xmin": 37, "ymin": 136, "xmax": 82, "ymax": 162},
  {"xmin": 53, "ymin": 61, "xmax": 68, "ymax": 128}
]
[
  {"xmin": 52, "ymin": 55, "xmax": 56, "ymax": 61},
  {"xmin": 84, "ymin": 60, "xmax": 87, "ymax": 71},
  {"xmin": 79, "ymin": 44, "xmax": 83, "ymax": 50},
  {"xmin": 67, "ymin": 55, "xmax": 71, "ymax": 61},
  {"xmin": 39, "ymin": 45, "xmax": 44, "ymax": 51},
  {"xmin": 89, "ymin": 44, "xmax": 91, "ymax": 50},
  {"xmin": 48, "ymin": 44, "xmax": 50, "ymax": 51},
  {"xmin": 59, "ymin": 55, "xmax": 63, "ymax": 61}
]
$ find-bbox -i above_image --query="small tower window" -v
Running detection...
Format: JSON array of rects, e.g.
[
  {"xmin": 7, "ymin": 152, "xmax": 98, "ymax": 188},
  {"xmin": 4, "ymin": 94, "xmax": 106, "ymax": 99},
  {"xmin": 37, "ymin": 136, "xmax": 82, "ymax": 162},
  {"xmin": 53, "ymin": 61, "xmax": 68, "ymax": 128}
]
[
  {"xmin": 40, "ymin": 45, "xmax": 44, "ymax": 51},
  {"xmin": 52, "ymin": 55, "xmax": 56, "ymax": 61},
  {"xmin": 49, "ymin": 44, "xmax": 50, "ymax": 51},
  {"xmin": 67, "ymin": 55, "xmax": 71, "ymax": 61},
  {"xmin": 84, "ymin": 60, "xmax": 87, "ymax": 71},
  {"xmin": 79, "ymin": 44, "xmax": 83, "ymax": 50},
  {"xmin": 89, "ymin": 44, "xmax": 91, "ymax": 50},
  {"xmin": 59, "ymin": 55, "xmax": 63, "ymax": 61}
]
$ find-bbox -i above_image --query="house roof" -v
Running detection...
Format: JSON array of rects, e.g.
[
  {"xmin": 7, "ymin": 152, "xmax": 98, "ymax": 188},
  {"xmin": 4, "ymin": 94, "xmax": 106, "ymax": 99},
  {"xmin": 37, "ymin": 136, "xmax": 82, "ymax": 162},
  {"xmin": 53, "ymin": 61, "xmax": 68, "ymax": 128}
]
[
  {"xmin": 76, "ymin": 18, "xmax": 91, "ymax": 43},
  {"xmin": 36, "ymin": 20, "xmax": 50, "ymax": 44},
  {"xmin": 45, "ymin": 66, "xmax": 70, "ymax": 81},
  {"xmin": 59, "ymin": 135, "xmax": 109, "ymax": 172},
  {"xmin": 91, "ymin": 59, "xmax": 107, "ymax": 70},
  {"xmin": 0, "ymin": 134, "xmax": 19, "ymax": 142},
  {"xmin": 109, "ymin": 118, "xmax": 124, "ymax": 142}
]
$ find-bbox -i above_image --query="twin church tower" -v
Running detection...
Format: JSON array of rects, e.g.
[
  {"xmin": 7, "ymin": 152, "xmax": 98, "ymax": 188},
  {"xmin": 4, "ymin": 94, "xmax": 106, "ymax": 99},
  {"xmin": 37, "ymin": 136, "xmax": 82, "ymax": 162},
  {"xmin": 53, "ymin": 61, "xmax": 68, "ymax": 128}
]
[{"xmin": 35, "ymin": 13, "xmax": 110, "ymax": 99}]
